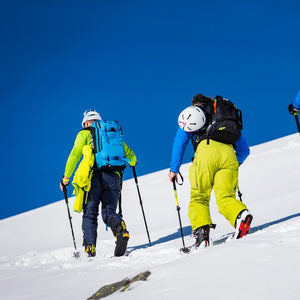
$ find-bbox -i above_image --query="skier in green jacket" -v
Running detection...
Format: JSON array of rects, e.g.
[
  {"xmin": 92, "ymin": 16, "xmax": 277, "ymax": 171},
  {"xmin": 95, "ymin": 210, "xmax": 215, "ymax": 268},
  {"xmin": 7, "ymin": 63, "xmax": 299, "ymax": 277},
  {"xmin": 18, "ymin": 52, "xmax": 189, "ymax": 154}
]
[{"xmin": 60, "ymin": 109, "xmax": 137, "ymax": 257}]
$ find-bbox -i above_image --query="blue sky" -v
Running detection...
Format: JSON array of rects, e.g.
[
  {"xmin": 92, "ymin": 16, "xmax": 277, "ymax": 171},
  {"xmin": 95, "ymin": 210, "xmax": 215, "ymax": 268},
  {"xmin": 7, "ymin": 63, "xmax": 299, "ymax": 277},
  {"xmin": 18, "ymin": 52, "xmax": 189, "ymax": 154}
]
[{"xmin": 1, "ymin": 0, "xmax": 299, "ymax": 220}]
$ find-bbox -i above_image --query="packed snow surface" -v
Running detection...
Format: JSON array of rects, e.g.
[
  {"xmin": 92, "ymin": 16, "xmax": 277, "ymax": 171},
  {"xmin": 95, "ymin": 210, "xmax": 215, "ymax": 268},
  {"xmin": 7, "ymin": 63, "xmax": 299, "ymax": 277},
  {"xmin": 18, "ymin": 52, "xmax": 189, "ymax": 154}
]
[{"xmin": 1, "ymin": 134, "xmax": 300, "ymax": 299}]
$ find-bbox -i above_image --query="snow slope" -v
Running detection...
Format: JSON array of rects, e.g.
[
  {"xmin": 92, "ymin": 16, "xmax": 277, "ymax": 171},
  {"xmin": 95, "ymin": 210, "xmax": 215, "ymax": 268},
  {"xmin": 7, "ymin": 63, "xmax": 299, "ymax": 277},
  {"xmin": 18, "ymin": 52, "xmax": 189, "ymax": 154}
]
[{"xmin": 1, "ymin": 133, "xmax": 300, "ymax": 300}]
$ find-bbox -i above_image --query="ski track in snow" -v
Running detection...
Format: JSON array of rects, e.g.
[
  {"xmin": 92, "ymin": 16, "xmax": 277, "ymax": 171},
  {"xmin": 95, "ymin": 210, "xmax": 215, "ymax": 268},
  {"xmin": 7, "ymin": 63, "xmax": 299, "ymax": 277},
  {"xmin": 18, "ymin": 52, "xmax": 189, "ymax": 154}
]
[{"xmin": 2, "ymin": 216, "xmax": 300, "ymax": 272}]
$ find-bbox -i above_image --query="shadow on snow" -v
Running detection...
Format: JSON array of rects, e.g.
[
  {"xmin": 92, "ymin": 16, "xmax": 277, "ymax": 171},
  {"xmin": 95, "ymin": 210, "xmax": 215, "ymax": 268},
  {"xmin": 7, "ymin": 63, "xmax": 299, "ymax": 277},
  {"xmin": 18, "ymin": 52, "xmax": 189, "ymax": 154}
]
[{"xmin": 127, "ymin": 212, "xmax": 300, "ymax": 253}]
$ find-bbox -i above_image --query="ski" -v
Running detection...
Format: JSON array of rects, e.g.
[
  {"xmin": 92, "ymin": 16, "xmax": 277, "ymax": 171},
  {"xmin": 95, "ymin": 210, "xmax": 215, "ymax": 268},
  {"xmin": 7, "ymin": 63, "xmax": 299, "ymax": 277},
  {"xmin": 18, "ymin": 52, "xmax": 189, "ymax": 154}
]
[{"xmin": 181, "ymin": 231, "xmax": 234, "ymax": 253}]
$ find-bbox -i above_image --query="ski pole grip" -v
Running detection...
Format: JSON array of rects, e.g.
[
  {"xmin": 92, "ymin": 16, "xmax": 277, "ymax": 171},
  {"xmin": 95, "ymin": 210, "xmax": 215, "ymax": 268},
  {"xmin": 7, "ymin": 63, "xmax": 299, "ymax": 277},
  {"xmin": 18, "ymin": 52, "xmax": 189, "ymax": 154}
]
[
  {"xmin": 172, "ymin": 178, "xmax": 177, "ymax": 191},
  {"xmin": 63, "ymin": 187, "xmax": 69, "ymax": 204}
]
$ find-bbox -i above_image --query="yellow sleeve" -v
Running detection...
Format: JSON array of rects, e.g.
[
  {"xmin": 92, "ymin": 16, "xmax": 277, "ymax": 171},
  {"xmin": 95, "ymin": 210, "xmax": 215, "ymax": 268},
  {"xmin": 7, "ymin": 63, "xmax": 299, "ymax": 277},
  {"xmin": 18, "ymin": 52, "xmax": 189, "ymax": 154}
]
[
  {"xmin": 123, "ymin": 141, "xmax": 137, "ymax": 167},
  {"xmin": 64, "ymin": 130, "xmax": 92, "ymax": 178}
]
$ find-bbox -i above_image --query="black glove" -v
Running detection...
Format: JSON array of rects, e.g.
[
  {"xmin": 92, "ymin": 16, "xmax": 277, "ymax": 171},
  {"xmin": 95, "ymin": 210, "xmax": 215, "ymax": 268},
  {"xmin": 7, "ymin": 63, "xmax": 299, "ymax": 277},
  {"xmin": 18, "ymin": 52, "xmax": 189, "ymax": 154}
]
[{"xmin": 288, "ymin": 103, "xmax": 299, "ymax": 116}]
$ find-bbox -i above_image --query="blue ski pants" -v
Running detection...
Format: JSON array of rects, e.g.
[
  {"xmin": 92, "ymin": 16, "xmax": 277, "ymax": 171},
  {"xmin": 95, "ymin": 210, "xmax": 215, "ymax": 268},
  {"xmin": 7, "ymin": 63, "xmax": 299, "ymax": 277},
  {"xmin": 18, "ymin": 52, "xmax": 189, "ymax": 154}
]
[{"xmin": 82, "ymin": 170, "xmax": 123, "ymax": 246}]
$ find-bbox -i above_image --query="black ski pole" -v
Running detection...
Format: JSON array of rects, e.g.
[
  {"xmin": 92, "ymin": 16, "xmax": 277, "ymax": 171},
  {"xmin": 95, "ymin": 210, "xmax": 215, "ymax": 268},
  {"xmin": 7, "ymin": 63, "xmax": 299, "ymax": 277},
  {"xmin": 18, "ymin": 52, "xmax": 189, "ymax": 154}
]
[
  {"xmin": 63, "ymin": 186, "xmax": 80, "ymax": 258},
  {"xmin": 172, "ymin": 178, "xmax": 190, "ymax": 254},
  {"xmin": 132, "ymin": 166, "xmax": 152, "ymax": 246},
  {"xmin": 236, "ymin": 184, "xmax": 243, "ymax": 202},
  {"xmin": 295, "ymin": 115, "xmax": 300, "ymax": 134}
]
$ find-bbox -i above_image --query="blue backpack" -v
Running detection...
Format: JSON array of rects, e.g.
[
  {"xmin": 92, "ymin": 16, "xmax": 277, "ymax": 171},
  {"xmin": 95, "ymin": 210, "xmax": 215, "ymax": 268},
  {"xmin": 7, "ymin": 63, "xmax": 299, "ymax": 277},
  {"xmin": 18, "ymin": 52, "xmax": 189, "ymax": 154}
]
[{"xmin": 88, "ymin": 120, "xmax": 128, "ymax": 171}]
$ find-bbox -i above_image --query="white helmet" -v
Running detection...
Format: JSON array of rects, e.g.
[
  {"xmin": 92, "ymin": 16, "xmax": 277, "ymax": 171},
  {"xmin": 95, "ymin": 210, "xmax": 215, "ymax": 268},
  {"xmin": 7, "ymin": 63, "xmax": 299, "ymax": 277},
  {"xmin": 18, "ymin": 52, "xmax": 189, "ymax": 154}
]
[
  {"xmin": 82, "ymin": 109, "xmax": 101, "ymax": 127},
  {"xmin": 178, "ymin": 105, "xmax": 206, "ymax": 132}
]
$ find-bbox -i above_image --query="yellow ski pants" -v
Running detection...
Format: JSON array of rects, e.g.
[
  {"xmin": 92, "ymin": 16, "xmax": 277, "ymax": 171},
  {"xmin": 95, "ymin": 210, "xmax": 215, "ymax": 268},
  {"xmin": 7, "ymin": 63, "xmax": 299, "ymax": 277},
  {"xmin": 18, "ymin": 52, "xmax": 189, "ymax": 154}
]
[{"xmin": 188, "ymin": 140, "xmax": 248, "ymax": 230}]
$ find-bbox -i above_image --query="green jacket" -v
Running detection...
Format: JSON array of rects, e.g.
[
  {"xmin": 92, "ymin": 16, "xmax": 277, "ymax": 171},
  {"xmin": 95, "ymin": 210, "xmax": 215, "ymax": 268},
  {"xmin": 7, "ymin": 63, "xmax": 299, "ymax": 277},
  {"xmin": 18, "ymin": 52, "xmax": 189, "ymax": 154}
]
[
  {"xmin": 64, "ymin": 129, "xmax": 137, "ymax": 178},
  {"xmin": 72, "ymin": 144, "xmax": 94, "ymax": 213}
]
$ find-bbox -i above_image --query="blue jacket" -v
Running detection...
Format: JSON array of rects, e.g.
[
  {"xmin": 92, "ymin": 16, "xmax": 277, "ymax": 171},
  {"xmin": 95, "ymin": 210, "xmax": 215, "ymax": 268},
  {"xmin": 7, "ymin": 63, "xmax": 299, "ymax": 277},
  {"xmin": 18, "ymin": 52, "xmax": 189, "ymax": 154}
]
[
  {"xmin": 170, "ymin": 127, "xmax": 250, "ymax": 173},
  {"xmin": 292, "ymin": 90, "xmax": 300, "ymax": 109}
]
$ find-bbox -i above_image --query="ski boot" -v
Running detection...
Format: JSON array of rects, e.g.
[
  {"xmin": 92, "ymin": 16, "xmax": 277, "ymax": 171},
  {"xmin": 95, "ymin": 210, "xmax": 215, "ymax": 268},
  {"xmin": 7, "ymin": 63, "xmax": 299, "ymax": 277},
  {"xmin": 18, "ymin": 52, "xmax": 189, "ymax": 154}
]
[
  {"xmin": 234, "ymin": 209, "xmax": 253, "ymax": 239},
  {"xmin": 114, "ymin": 221, "xmax": 130, "ymax": 257},
  {"xmin": 194, "ymin": 225, "xmax": 210, "ymax": 248},
  {"xmin": 85, "ymin": 244, "xmax": 96, "ymax": 257}
]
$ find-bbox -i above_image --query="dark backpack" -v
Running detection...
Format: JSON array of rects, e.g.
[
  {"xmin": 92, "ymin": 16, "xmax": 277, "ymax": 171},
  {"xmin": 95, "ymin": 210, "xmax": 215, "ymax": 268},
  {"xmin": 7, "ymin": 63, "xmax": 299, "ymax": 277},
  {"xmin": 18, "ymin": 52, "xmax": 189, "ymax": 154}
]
[
  {"xmin": 87, "ymin": 120, "xmax": 128, "ymax": 171},
  {"xmin": 205, "ymin": 95, "xmax": 243, "ymax": 145}
]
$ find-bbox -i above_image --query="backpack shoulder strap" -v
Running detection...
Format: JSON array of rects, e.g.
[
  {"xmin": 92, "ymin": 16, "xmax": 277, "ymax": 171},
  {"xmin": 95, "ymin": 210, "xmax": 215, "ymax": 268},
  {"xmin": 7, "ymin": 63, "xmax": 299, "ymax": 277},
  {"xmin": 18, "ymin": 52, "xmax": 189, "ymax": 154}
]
[{"xmin": 81, "ymin": 124, "xmax": 97, "ymax": 154}]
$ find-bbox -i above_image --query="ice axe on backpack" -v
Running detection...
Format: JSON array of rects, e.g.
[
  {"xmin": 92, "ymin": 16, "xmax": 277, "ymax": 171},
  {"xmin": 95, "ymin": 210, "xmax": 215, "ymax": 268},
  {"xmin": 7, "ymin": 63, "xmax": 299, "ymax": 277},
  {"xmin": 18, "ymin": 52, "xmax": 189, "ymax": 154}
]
[
  {"xmin": 172, "ymin": 174, "xmax": 190, "ymax": 254},
  {"xmin": 62, "ymin": 186, "xmax": 80, "ymax": 259}
]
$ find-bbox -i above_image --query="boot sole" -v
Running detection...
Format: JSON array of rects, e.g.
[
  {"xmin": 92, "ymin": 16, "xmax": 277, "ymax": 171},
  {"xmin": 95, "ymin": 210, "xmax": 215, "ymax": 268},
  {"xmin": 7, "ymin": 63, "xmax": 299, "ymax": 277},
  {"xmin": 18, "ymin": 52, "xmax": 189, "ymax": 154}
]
[
  {"xmin": 114, "ymin": 233, "xmax": 130, "ymax": 257},
  {"xmin": 236, "ymin": 214, "xmax": 253, "ymax": 239}
]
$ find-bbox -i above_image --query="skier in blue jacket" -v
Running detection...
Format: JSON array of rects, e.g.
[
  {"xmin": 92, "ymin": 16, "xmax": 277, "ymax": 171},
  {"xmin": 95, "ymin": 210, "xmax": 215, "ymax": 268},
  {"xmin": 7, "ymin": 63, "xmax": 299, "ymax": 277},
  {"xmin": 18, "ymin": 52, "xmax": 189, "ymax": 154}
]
[
  {"xmin": 169, "ymin": 95, "xmax": 250, "ymax": 176},
  {"xmin": 288, "ymin": 90, "xmax": 300, "ymax": 115},
  {"xmin": 169, "ymin": 94, "xmax": 251, "ymax": 248}
]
